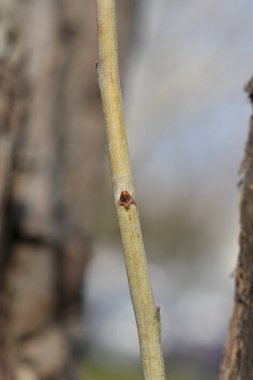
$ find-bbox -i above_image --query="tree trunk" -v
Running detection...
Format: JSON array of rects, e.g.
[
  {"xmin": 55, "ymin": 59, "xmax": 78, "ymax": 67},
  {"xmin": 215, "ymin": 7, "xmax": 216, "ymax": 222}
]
[
  {"xmin": 0, "ymin": 1, "xmax": 135, "ymax": 379},
  {"xmin": 221, "ymin": 77, "xmax": 253, "ymax": 380}
]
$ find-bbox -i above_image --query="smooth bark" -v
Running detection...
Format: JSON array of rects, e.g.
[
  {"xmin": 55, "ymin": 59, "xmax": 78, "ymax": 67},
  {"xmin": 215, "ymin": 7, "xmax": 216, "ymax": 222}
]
[{"xmin": 96, "ymin": 1, "xmax": 166, "ymax": 379}]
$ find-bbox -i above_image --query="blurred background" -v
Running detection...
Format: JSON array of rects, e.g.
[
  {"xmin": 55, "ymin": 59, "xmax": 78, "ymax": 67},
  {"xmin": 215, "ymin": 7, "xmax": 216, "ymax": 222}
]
[{"xmin": 0, "ymin": 0, "xmax": 253, "ymax": 379}]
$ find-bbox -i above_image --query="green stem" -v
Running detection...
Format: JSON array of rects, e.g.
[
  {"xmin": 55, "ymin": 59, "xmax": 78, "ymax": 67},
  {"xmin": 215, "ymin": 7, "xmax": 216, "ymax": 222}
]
[{"xmin": 96, "ymin": 1, "xmax": 166, "ymax": 379}]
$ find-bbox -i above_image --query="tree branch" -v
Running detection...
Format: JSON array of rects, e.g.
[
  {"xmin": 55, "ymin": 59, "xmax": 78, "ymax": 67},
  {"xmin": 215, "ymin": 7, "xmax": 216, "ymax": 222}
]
[
  {"xmin": 220, "ymin": 77, "xmax": 253, "ymax": 380},
  {"xmin": 96, "ymin": 1, "xmax": 166, "ymax": 378}
]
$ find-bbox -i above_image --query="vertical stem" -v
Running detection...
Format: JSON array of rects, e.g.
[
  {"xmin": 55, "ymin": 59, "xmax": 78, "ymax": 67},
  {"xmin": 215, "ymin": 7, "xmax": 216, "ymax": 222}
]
[{"xmin": 96, "ymin": 1, "xmax": 166, "ymax": 379}]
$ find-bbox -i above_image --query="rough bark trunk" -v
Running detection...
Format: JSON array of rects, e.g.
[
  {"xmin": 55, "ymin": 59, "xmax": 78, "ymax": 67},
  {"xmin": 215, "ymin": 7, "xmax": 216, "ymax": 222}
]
[
  {"xmin": 220, "ymin": 77, "xmax": 253, "ymax": 380},
  {"xmin": 0, "ymin": 1, "xmax": 135, "ymax": 379}
]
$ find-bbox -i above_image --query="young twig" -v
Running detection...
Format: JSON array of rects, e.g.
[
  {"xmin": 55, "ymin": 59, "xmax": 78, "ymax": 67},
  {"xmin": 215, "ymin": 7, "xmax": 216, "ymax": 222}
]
[{"xmin": 96, "ymin": 1, "xmax": 166, "ymax": 378}]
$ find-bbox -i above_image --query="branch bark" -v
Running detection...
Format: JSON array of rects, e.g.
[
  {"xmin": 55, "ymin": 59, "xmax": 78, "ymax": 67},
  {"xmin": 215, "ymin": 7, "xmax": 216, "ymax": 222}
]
[
  {"xmin": 220, "ymin": 77, "xmax": 253, "ymax": 380},
  {"xmin": 96, "ymin": 1, "xmax": 166, "ymax": 379}
]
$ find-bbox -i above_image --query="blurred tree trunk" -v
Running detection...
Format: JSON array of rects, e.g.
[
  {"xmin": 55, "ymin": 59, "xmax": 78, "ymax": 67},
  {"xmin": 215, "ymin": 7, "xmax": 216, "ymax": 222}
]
[
  {"xmin": 221, "ymin": 77, "xmax": 253, "ymax": 380},
  {"xmin": 0, "ymin": 1, "xmax": 135, "ymax": 379}
]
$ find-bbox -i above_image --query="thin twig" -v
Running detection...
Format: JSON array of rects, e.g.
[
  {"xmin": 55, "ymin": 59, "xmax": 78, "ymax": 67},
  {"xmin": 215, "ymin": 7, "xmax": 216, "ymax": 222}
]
[{"xmin": 96, "ymin": 1, "xmax": 166, "ymax": 378}]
